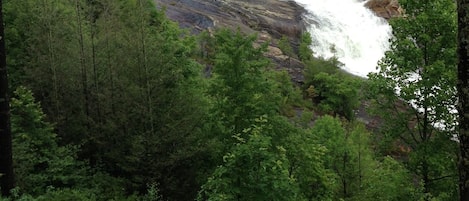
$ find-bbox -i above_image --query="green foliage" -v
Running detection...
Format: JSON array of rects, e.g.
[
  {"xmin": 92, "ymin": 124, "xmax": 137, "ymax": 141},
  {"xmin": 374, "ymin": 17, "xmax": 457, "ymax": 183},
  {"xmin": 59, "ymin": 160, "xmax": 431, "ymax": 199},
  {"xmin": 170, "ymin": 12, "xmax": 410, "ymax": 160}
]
[
  {"xmin": 359, "ymin": 156, "xmax": 424, "ymax": 201},
  {"xmin": 2, "ymin": 186, "xmax": 139, "ymax": 201},
  {"xmin": 367, "ymin": 0, "xmax": 458, "ymax": 198},
  {"xmin": 307, "ymin": 72, "xmax": 360, "ymax": 120},
  {"xmin": 302, "ymin": 46, "xmax": 360, "ymax": 120},
  {"xmin": 5, "ymin": 1, "xmax": 210, "ymax": 199},
  {"xmin": 3, "ymin": 0, "xmax": 460, "ymax": 200},
  {"xmin": 311, "ymin": 116, "xmax": 346, "ymax": 167},
  {"xmin": 368, "ymin": 0, "xmax": 457, "ymax": 134},
  {"xmin": 271, "ymin": 70, "xmax": 305, "ymax": 116},
  {"xmin": 280, "ymin": 117, "xmax": 332, "ymax": 200},
  {"xmin": 198, "ymin": 116, "xmax": 304, "ymax": 201},
  {"xmin": 406, "ymin": 134, "xmax": 458, "ymax": 200},
  {"xmin": 278, "ymin": 35, "xmax": 294, "ymax": 66},
  {"xmin": 304, "ymin": 56, "xmax": 342, "ymax": 76},
  {"xmin": 140, "ymin": 184, "xmax": 163, "ymax": 201},
  {"xmin": 310, "ymin": 116, "xmax": 348, "ymax": 199},
  {"xmin": 311, "ymin": 117, "xmax": 385, "ymax": 200},
  {"xmin": 82, "ymin": 171, "xmax": 134, "ymax": 201},
  {"xmin": 340, "ymin": 122, "xmax": 376, "ymax": 199},
  {"xmin": 209, "ymin": 28, "xmax": 279, "ymax": 136},
  {"xmin": 299, "ymin": 32, "xmax": 313, "ymax": 62},
  {"xmin": 295, "ymin": 110, "xmax": 315, "ymax": 128},
  {"xmin": 34, "ymin": 189, "xmax": 97, "ymax": 201},
  {"xmin": 10, "ymin": 87, "xmax": 87, "ymax": 195},
  {"xmin": 0, "ymin": 188, "xmax": 96, "ymax": 201}
]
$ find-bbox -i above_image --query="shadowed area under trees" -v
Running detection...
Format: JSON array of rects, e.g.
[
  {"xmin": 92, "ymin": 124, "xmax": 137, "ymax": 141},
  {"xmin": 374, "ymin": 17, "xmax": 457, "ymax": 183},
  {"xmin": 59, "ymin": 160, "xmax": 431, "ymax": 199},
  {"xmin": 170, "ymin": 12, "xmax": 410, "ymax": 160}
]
[{"xmin": 0, "ymin": 0, "xmax": 14, "ymax": 196}]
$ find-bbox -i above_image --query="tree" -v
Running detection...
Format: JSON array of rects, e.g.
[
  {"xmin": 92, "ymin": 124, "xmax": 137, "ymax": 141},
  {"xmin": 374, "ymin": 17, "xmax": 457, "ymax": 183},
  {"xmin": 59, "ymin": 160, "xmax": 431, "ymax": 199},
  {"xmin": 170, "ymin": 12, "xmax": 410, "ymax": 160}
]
[
  {"xmin": 10, "ymin": 87, "xmax": 88, "ymax": 195},
  {"xmin": 311, "ymin": 116, "xmax": 359, "ymax": 199},
  {"xmin": 0, "ymin": 0, "xmax": 14, "ymax": 196},
  {"xmin": 280, "ymin": 116, "xmax": 333, "ymax": 200},
  {"xmin": 457, "ymin": 0, "xmax": 469, "ymax": 199},
  {"xmin": 278, "ymin": 35, "xmax": 294, "ymax": 66},
  {"xmin": 198, "ymin": 116, "xmax": 304, "ymax": 201},
  {"xmin": 3, "ymin": 0, "xmax": 212, "ymax": 199},
  {"xmin": 309, "ymin": 72, "xmax": 360, "ymax": 120},
  {"xmin": 3, "ymin": 0, "xmax": 88, "ymax": 145},
  {"xmin": 368, "ymin": 0, "xmax": 458, "ymax": 198},
  {"xmin": 209, "ymin": 29, "xmax": 279, "ymax": 138},
  {"xmin": 271, "ymin": 70, "xmax": 305, "ymax": 116},
  {"xmin": 360, "ymin": 156, "xmax": 424, "ymax": 201},
  {"xmin": 299, "ymin": 32, "xmax": 313, "ymax": 62}
]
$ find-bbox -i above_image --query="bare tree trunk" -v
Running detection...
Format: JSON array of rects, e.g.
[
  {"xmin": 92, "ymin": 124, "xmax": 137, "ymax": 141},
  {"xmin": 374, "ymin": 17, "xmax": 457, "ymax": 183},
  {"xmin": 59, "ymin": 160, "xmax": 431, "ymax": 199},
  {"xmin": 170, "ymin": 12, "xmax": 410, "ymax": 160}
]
[
  {"xmin": 75, "ymin": 0, "xmax": 90, "ymax": 128},
  {"xmin": 138, "ymin": 0, "xmax": 154, "ymax": 135},
  {"xmin": 0, "ymin": 0, "xmax": 15, "ymax": 196},
  {"xmin": 104, "ymin": 12, "xmax": 116, "ymax": 116},
  {"xmin": 42, "ymin": 0, "xmax": 60, "ymax": 122},
  {"xmin": 457, "ymin": 0, "xmax": 469, "ymax": 200},
  {"xmin": 89, "ymin": 6, "xmax": 101, "ymax": 125}
]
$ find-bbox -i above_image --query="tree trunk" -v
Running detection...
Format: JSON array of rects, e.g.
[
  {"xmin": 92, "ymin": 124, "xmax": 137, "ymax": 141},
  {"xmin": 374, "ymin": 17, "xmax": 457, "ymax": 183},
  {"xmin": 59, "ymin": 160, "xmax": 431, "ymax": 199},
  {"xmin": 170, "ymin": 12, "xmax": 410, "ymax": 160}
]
[
  {"xmin": 138, "ymin": 0, "xmax": 154, "ymax": 135},
  {"xmin": 0, "ymin": 0, "xmax": 15, "ymax": 196},
  {"xmin": 457, "ymin": 0, "xmax": 469, "ymax": 200},
  {"xmin": 75, "ymin": 0, "xmax": 90, "ymax": 127}
]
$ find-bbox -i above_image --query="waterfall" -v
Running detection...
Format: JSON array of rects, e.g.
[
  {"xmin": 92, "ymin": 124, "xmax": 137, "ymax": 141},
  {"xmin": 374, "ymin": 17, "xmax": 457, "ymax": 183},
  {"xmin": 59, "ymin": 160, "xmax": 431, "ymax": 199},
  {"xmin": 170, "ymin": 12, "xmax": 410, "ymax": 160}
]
[{"xmin": 294, "ymin": 0, "xmax": 392, "ymax": 77}]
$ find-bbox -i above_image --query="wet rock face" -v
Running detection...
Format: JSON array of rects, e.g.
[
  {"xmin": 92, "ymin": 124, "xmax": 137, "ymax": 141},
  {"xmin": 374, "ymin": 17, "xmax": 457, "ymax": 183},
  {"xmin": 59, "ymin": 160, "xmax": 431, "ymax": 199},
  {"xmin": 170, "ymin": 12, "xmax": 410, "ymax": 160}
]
[
  {"xmin": 156, "ymin": 0, "xmax": 305, "ymax": 38},
  {"xmin": 365, "ymin": 0, "xmax": 403, "ymax": 19},
  {"xmin": 156, "ymin": 0, "xmax": 219, "ymax": 32},
  {"xmin": 155, "ymin": 0, "xmax": 307, "ymax": 83}
]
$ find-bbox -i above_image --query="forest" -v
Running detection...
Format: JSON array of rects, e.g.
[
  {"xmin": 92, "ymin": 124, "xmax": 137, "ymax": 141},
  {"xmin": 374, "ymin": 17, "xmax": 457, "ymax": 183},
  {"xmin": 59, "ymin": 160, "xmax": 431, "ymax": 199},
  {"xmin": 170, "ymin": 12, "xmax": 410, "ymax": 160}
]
[{"xmin": 0, "ymin": 0, "xmax": 468, "ymax": 200}]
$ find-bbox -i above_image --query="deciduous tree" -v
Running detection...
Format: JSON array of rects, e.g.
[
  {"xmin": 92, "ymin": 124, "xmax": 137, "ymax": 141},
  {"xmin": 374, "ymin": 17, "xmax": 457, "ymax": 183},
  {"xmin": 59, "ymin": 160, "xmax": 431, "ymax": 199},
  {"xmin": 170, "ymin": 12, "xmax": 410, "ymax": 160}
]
[
  {"xmin": 209, "ymin": 29, "xmax": 279, "ymax": 138},
  {"xmin": 368, "ymin": 0, "xmax": 458, "ymax": 198},
  {"xmin": 198, "ymin": 117, "xmax": 304, "ymax": 201}
]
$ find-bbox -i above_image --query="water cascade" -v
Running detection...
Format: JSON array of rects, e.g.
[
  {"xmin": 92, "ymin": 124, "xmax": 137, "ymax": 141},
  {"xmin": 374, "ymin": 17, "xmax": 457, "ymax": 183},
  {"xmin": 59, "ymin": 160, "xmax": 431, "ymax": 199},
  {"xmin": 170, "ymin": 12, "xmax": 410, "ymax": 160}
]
[{"xmin": 294, "ymin": 0, "xmax": 392, "ymax": 77}]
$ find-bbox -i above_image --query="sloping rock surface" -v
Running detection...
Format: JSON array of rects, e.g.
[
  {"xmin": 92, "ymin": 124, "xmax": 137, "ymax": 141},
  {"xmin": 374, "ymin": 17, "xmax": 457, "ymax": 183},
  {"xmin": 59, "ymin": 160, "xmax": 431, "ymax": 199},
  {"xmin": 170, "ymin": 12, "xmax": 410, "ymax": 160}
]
[
  {"xmin": 156, "ymin": 0, "xmax": 305, "ymax": 38},
  {"xmin": 155, "ymin": 0, "xmax": 307, "ymax": 83}
]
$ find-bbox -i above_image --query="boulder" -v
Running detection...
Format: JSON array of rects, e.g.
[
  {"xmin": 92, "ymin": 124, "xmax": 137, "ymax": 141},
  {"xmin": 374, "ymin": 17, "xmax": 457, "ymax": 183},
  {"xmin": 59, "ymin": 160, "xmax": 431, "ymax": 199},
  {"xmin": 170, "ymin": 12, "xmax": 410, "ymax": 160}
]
[{"xmin": 365, "ymin": 0, "xmax": 403, "ymax": 19}]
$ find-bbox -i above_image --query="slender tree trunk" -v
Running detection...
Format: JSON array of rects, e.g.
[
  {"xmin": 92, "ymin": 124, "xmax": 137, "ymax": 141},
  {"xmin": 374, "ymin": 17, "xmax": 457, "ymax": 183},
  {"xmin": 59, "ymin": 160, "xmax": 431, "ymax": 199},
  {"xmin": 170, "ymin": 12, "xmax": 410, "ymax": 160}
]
[
  {"xmin": 75, "ymin": 0, "xmax": 90, "ymax": 128},
  {"xmin": 104, "ymin": 17, "xmax": 116, "ymax": 116},
  {"xmin": 422, "ymin": 160, "xmax": 430, "ymax": 201},
  {"xmin": 138, "ymin": 0, "xmax": 154, "ymax": 135},
  {"xmin": 457, "ymin": 0, "xmax": 469, "ymax": 200},
  {"xmin": 89, "ymin": 6, "xmax": 101, "ymax": 125},
  {"xmin": 357, "ymin": 131, "xmax": 362, "ymax": 189},
  {"xmin": 342, "ymin": 152, "xmax": 347, "ymax": 198},
  {"xmin": 43, "ymin": 0, "xmax": 60, "ymax": 121},
  {"xmin": 0, "ymin": 0, "xmax": 15, "ymax": 196}
]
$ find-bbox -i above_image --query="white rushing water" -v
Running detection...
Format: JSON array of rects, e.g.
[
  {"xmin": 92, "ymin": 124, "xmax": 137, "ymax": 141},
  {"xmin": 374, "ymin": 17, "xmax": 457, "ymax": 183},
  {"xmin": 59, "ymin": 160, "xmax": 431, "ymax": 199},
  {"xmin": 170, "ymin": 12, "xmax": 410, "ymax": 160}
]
[{"xmin": 294, "ymin": 0, "xmax": 392, "ymax": 77}]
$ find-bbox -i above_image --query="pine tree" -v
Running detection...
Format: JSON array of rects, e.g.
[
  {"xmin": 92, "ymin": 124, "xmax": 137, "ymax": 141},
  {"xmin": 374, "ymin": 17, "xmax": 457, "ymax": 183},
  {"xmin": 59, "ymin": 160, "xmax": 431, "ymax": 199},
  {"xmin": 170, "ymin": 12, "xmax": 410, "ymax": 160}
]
[{"xmin": 10, "ymin": 87, "xmax": 87, "ymax": 195}]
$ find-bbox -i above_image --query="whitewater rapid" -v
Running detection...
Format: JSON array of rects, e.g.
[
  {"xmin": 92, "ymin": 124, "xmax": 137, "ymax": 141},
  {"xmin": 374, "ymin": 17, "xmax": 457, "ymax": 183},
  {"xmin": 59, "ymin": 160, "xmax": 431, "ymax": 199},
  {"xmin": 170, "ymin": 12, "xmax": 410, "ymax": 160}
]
[{"xmin": 294, "ymin": 0, "xmax": 392, "ymax": 77}]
